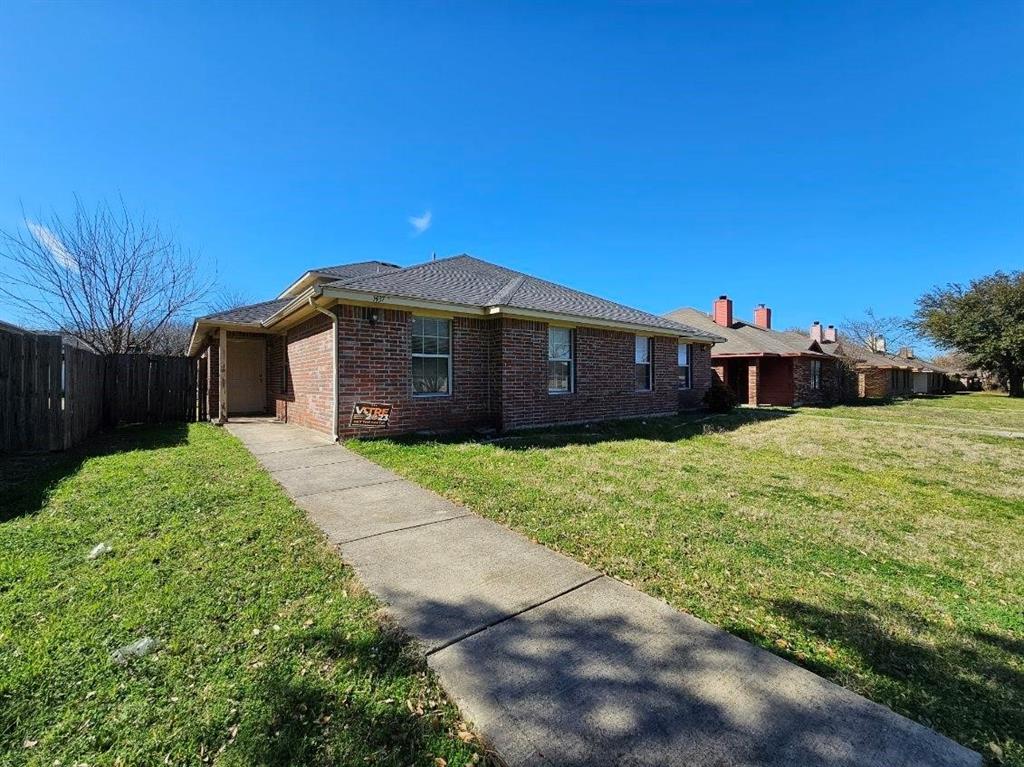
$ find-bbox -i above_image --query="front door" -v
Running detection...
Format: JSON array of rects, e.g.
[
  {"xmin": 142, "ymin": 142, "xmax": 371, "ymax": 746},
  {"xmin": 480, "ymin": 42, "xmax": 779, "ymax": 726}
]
[
  {"xmin": 731, "ymin": 360, "xmax": 749, "ymax": 404},
  {"xmin": 227, "ymin": 338, "xmax": 266, "ymax": 414}
]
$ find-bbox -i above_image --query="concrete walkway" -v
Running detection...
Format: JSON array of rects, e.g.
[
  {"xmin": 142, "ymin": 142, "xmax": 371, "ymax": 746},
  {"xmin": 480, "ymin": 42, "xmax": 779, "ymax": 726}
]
[{"xmin": 226, "ymin": 418, "xmax": 981, "ymax": 767}]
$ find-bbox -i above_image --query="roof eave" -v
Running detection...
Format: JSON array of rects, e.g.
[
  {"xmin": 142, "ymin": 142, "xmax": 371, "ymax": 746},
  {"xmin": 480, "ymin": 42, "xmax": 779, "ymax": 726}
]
[
  {"xmin": 261, "ymin": 286, "xmax": 320, "ymax": 326},
  {"xmin": 319, "ymin": 285, "xmax": 719, "ymax": 340},
  {"xmin": 186, "ymin": 319, "xmax": 270, "ymax": 356},
  {"xmin": 277, "ymin": 271, "xmax": 332, "ymax": 300},
  {"xmin": 488, "ymin": 305, "xmax": 718, "ymax": 340}
]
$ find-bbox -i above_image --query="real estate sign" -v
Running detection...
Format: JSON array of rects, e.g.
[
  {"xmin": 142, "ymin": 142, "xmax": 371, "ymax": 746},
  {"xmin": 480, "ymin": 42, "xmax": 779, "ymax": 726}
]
[{"xmin": 349, "ymin": 402, "xmax": 392, "ymax": 427}]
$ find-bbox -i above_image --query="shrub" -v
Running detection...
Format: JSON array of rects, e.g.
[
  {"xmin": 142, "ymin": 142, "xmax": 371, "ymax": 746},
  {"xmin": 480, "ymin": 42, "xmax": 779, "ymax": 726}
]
[{"xmin": 703, "ymin": 382, "xmax": 737, "ymax": 413}]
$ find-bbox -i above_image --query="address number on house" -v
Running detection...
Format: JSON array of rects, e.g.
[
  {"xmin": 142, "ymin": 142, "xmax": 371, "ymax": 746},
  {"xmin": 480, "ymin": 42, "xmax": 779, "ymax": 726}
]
[{"xmin": 350, "ymin": 402, "xmax": 393, "ymax": 427}]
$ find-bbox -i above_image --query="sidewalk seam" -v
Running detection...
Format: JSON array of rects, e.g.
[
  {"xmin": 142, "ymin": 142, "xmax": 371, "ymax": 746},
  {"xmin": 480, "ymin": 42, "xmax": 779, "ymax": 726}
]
[
  {"xmin": 290, "ymin": 477, "xmax": 403, "ymax": 498},
  {"xmin": 425, "ymin": 573, "xmax": 605, "ymax": 657},
  {"xmin": 247, "ymin": 443, "xmax": 337, "ymax": 456},
  {"xmin": 338, "ymin": 512, "xmax": 475, "ymax": 545}
]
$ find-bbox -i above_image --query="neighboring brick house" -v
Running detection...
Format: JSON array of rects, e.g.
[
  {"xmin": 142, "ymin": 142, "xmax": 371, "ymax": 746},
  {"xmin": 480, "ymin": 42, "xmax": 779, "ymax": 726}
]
[
  {"xmin": 188, "ymin": 255, "xmax": 722, "ymax": 438},
  {"xmin": 894, "ymin": 347, "xmax": 953, "ymax": 394},
  {"xmin": 784, "ymin": 326, "xmax": 919, "ymax": 399},
  {"xmin": 665, "ymin": 297, "xmax": 839, "ymax": 407}
]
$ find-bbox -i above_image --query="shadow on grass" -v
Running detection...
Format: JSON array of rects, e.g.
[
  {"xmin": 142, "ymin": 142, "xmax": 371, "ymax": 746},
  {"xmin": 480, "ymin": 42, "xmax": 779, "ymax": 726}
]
[
  {"xmin": 362, "ymin": 408, "xmax": 794, "ymax": 452},
  {"xmin": 355, "ymin": 583, "xmax": 981, "ymax": 766},
  {"xmin": 222, "ymin": 625, "xmax": 483, "ymax": 767},
  {"xmin": 759, "ymin": 597, "xmax": 1020, "ymax": 761},
  {"xmin": 0, "ymin": 423, "xmax": 189, "ymax": 523}
]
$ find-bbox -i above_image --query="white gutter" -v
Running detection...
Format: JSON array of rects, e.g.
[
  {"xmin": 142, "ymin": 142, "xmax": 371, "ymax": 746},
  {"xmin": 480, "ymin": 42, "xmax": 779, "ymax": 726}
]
[{"xmin": 308, "ymin": 294, "xmax": 339, "ymax": 442}]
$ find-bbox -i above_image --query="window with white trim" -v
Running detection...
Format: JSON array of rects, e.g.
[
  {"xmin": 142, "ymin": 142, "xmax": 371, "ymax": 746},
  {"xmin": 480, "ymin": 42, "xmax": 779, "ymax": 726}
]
[
  {"xmin": 548, "ymin": 327, "xmax": 573, "ymax": 393},
  {"xmin": 678, "ymin": 343, "xmax": 692, "ymax": 390},
  {"xmin": 635, "ymin": 335, "xmax": 653, "ymax": 391},
  {"xmin": 411, "ymin": 316, "xmax": 451, "ymax": 395},
  {"xmin": 811, "ymin": 359, "xmax": 822, "ymax": 390}
]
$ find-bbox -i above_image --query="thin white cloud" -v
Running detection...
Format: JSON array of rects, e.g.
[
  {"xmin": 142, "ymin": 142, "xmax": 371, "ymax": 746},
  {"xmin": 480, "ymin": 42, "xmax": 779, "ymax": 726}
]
[
  {"xmin": 408, "ymin": 210, "xmax": 432, "ymax": 236},
  {"xmin": 27, "ymin": 221, "xmax": 78, "ymax": 271}
]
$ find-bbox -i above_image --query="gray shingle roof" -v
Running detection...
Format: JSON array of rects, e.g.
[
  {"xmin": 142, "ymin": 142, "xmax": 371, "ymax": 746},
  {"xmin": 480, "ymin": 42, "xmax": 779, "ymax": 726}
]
[
  {"xmin": 664, "ymin": 308, "xmax": 825, "ymax": 356},
  {"xmin": 311, "ymin": 261, "xmax": 402, "ymax": 280},
  {"xmin": 199, "ymin": 298, "xmax": 294, "ymax": 325},
  {"xmin": 326, "ymin": 255, "xmax": 721, "ymax": 339},
  {"xmin": 781, "ymin": 330, "xmax": 923, "ymax": 369}
]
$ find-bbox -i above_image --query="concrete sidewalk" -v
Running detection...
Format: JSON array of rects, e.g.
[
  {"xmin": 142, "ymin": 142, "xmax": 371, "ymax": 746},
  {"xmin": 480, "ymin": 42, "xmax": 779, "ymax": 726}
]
[{"xmin": 226, "ymin": 418, "xmax": 981, "ymax": 767}]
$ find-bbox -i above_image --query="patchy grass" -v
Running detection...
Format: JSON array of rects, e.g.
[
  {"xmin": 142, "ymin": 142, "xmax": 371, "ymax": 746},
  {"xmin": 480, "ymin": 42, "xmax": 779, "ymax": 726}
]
[
  {"xmin": 0, "ymin": 424, "xmax": 482, "ymax": 767},
  {"xmin": 349, "ymin": 393, "xmax": 1024, "ymax": 766}
]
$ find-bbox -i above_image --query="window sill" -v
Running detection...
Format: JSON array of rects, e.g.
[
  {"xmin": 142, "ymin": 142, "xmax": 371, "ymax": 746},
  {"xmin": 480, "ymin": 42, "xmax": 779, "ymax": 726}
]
[
  {"xmin": 412, "ymin": 393, "xmax": 452, "ymax": 399},
  {"xmin": 547, "ymin": 389, "xmax": 574, "ymax": 396}
]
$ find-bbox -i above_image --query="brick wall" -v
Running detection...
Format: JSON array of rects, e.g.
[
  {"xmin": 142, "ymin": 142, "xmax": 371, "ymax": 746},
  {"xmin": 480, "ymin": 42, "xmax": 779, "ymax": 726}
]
[
  {"xmin": 267, "ymin": 334, "xmax": 286, "ymax": 419},
  {"xmin": 756, "ymin": 357, "xmax": 794, "ymax": 405},
  {"xmin": 335, "ymin": 306, "xmax": 497, "ymax": 439},
  {"xmin": 679, "ymin": 342, "xmax": 712, "ymax": 409},
  {"xmin": 272, "ymin": 313, "xmax": 335, "ymax": 433},
  {"xmin": 859, "ymin": 367, "xmax": 890, "ymax": 398},
  {"xmin": 747, "ymin": 360, "xmax": 759, "ymax": 405},
  {"xmin": 261, "ymin": 303, "xmax": 700, "ymax": 437},
  {"xmin": 498, "ymin": 319, "xmax": 679, "ymax": 430},
  {"xmin": 792, "ymin": 357, "xmax": 840, "ymax": 406}
]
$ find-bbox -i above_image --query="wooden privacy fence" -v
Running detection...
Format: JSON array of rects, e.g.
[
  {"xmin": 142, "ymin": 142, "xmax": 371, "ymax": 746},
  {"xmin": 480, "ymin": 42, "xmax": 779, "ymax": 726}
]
[
  {"xmin": 104, "ymin": 354, "xmax": 197, "ymax": 428},
  {"xmin": 0, "ymin": 328, "xmax": 198, "ymax": 453}
]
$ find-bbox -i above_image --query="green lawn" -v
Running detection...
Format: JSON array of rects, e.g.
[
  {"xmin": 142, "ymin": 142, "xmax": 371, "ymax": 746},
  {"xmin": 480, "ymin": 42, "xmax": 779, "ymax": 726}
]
[
  {"xmin": 349, "ymin": 392, "xmax": 1024, "ymax": 766},
  {"xmin": 0, "ymin": 424, "xmax": 482, "ymax": 767}
]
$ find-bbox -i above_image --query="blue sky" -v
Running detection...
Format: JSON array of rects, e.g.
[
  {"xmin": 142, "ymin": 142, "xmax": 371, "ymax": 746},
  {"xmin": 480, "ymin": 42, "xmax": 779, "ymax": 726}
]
[{"xmin": 1, "ymin": 2, "xmax": 1020, "ymax": 349}]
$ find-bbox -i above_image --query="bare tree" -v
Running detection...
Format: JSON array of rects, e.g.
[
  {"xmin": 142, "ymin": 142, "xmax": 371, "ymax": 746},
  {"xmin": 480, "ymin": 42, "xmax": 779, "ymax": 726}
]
[
  {"xmin": 842, "ymin": 308, "xmax": 917, "ymax": 354},
  {"xmin": 206, "ymin": 287, "xmax": 256, "ymax": 314},
  {"xmin": 0, "ymin": 197, "xmax": 212, "ymax": 354}
]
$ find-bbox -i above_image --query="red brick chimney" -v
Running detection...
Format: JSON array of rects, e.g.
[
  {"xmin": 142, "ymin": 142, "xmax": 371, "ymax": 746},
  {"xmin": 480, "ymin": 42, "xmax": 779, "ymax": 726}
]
[
  {"xmin": 713, "ymin": 295, "xmax": 733, "ymax": 327},
  {"xmin": 810, "ymin": 321, "xmax": 823, "ymax": 343},
  {"xmin": 753, "ymin": 304, "xmax": 772, "ymax": 329},
  {"xmin": 823, "ymin": 324, "xmax": 837, "ymax": 343}
]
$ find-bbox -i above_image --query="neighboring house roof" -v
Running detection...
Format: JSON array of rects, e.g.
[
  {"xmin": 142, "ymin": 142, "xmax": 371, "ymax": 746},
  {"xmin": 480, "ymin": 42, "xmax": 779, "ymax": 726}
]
[
  {"xmin": 664, "ymin": 307, "xmax": 827, "ymax": 357},
  {"xmin": 781, "ymin": 330, "xmax": 922, "ymax": 370},
  {"xmin": 326, "ymin": 255, "xmax": 720, "ymax": 338},
  {"xmin": 897, "ymin": 355, "xmax": 952, "ymax": 374},
  {"xmin": 189, "ymin": 254, "xmax": 722, "ymax": 355}
]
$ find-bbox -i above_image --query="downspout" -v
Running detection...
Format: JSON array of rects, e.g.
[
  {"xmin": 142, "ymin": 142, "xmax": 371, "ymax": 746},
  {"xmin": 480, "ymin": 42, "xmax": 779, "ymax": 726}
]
[{"xmin": 309, "ymin": 294, "xmax": 339, "ymax": 442}]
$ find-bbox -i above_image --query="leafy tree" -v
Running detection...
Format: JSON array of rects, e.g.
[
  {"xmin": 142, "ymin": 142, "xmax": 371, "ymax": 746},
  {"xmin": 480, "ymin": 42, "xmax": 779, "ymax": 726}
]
[{"xmin": 912, "ymin": 271, "xmax": 1024, "ymax": 397}]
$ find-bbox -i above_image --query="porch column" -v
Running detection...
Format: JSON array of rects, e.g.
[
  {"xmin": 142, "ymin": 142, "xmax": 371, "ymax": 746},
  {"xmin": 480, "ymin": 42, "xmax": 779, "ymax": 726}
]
[
  {"xmin": 748, "ymin": 360, "xmax": 760, "ymax": 406},
  {"xmin": 218, "ymin": 327, "xmax": 228, "ymax": 424}
]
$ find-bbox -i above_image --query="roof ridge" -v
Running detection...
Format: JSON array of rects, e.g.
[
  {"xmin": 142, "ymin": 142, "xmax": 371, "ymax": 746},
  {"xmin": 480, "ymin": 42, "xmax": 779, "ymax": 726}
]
[
  {"xmin": 311, "ymin": 259, "xmax": 401, "ymax": 273},
  {"xmin": 488, "ymin": 274, "xmax": 527, "ymax": 306}
]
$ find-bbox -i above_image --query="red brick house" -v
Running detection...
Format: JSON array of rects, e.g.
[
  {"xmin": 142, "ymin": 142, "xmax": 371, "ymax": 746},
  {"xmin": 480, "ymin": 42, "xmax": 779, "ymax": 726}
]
[
  {"xmin": 188, "ymin": 255, "xmax": 722, "ymax": 438},
  {"xmin": 783, "ymin": 325, "xmax": 923, "ymax": 399},
  {"xmin": 665, "ymin": 297, "xmax": 840, "ymax": 406}
]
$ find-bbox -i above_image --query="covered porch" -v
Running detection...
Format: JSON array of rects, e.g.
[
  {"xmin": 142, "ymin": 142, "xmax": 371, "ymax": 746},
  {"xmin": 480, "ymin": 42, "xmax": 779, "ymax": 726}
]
[
  {"xmin": 715, "ymin": 355, "xmax": 796, "ymax": 407},
  {"xmin": 195, "ymin": 327, "xmax": 277, "ymax": 423}
]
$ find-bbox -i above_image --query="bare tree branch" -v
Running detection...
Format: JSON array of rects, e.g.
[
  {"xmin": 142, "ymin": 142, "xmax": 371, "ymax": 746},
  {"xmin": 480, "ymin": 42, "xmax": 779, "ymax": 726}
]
[
  {"xmin": 0, "ymin": 197, "xmax": 213, "ymax": 354},
  {"xmin": 841, "ymin": 308, "xmax": 917, "ymax": 355}
]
